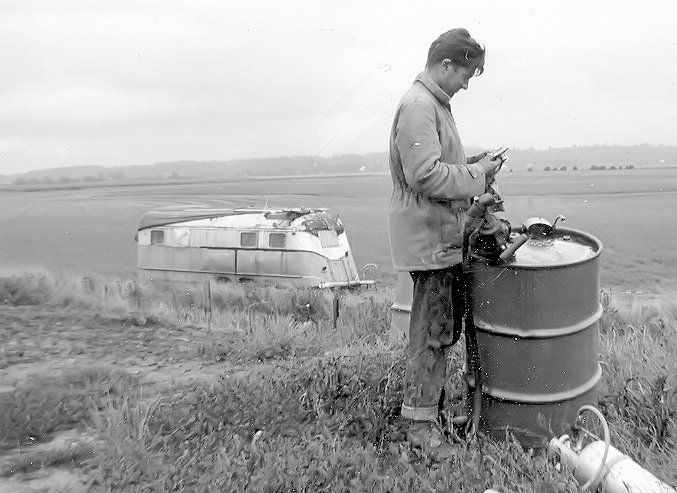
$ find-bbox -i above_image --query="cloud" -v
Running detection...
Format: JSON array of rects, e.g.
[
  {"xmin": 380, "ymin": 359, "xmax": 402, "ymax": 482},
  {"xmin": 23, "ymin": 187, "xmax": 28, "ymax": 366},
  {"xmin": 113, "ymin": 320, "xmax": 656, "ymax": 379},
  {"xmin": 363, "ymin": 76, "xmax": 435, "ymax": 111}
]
[
  {"xmin": 6, "ymin": 83, "xmax": 165, "ymax": 127},
  {"xmin": 1, "ymin": 0, "xmax": 677, "ymax": 174}
]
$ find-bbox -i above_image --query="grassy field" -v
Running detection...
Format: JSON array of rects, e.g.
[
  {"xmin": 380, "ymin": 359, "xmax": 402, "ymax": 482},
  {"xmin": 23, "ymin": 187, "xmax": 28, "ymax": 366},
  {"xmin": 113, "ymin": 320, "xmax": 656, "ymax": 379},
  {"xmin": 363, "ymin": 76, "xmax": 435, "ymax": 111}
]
[
  {"xmin": 0, "ymin": 167, "xmax": 676, "ymax": 491},
  {"xmin": 1, "ymin": 167, "xmax": 677, "ymax": 290},
  {"xmin": 0, "ymin": 272, "xmax": 675, "ymax": 492}
]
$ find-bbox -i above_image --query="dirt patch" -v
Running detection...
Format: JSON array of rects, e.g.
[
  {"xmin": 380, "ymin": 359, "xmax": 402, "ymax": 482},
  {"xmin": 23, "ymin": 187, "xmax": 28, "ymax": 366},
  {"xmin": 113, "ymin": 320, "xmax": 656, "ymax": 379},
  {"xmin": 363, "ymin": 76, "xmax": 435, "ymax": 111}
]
[{"xmin": 0, "ymin": 304, "xmax": 248, "ymax": 492}]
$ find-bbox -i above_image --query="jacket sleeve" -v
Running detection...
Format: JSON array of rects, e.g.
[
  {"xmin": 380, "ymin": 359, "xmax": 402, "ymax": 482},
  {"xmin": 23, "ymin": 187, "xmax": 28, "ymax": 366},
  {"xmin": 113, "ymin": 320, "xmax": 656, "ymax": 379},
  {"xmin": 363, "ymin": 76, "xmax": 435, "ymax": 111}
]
[{"xmin": 394, "ymin": 97, "xmax": 486, "ymax": 200}]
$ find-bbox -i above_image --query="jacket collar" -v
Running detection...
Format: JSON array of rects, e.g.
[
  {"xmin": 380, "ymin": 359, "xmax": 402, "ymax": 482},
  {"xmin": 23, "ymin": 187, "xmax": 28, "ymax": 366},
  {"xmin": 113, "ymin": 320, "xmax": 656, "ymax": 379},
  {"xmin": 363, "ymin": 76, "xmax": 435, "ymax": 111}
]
[{"xmin": 414, "ymin": 71, "xmax": 451, "ymax": 106}]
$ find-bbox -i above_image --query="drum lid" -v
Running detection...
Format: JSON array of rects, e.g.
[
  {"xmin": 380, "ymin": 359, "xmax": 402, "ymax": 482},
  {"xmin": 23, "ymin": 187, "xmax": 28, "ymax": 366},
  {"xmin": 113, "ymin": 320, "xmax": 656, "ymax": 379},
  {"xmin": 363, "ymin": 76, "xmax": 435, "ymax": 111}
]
[{"xmin": 509, "ymin": 228, "xmax": 601, "ymax": 267}]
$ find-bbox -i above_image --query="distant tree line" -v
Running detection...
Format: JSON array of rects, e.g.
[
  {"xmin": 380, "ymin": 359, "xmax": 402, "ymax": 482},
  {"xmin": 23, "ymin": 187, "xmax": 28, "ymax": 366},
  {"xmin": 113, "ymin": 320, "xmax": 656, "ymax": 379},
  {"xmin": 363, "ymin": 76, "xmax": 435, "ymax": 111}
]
[
  {"xmin": 540, "ymin": 164, "xmax": 636, "ymax": 171},
  {"xmin": 11, "ymin": 170, "xmax": 188, "ymax": 186},
  {"xmin": 13, "ymin": 172, "xmax": 127, "ymax": 186},
  {"xmin": 8, "ymin": 144, "xmax": 672, "ymax": 183},
  {"xmin": 589, "ymin": 164, "xmax": 635, "ymax": 170}
]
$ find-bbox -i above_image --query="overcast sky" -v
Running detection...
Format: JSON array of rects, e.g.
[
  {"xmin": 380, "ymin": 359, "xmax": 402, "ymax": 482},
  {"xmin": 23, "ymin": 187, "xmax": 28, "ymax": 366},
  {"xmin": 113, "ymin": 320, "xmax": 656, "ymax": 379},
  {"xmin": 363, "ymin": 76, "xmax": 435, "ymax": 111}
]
[{"xmin": 2, "ymin": 0, "xmax": 676, "ymax": 174}]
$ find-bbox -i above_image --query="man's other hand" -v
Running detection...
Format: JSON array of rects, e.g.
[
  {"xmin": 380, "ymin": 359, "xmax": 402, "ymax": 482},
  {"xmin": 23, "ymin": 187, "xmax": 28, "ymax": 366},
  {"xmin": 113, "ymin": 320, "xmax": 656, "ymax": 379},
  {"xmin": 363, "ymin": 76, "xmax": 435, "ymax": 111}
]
[
  {"xmin": 478, "ymin": 158, "xmax": 501, "ymax": 184},
  {"xmin": 466, "ymin": 150, "xmax": 490, "ymax": 164}
]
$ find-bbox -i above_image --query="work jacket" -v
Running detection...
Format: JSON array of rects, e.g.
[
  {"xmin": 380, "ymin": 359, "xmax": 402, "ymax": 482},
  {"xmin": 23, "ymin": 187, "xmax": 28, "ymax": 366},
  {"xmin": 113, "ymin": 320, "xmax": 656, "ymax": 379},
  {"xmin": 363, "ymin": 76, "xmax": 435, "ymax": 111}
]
[{"xmin": 388, "ymin": 72, "xmax": 488, "ymax": 271}]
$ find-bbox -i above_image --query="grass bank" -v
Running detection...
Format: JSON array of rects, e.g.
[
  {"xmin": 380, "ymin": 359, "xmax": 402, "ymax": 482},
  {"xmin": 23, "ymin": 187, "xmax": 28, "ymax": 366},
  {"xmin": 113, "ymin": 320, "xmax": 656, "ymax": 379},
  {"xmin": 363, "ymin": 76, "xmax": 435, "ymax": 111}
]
[{"xmin": 0, "ymin": 271, "xmax": 675, "ymax": 492}]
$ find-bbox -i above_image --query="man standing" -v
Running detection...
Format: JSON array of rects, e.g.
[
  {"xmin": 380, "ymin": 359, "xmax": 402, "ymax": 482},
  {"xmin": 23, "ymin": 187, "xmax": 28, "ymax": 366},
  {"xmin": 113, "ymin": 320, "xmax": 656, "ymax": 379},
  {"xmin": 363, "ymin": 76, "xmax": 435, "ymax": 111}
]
[{"xmin": 387, "ymin": 28, "xmax": 500, "ymax": 457}]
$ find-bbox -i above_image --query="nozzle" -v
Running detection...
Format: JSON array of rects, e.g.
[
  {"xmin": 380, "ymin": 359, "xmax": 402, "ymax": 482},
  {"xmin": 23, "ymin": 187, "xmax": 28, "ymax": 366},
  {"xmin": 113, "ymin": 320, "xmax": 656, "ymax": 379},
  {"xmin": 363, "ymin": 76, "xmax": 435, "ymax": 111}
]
[
  {"xmin": 547, "ymin": 436, "xmax": 579, "ymax": 471},
  {"xmin": 499, "ymin": 234, "xmax": 528, "ymax": 261}
]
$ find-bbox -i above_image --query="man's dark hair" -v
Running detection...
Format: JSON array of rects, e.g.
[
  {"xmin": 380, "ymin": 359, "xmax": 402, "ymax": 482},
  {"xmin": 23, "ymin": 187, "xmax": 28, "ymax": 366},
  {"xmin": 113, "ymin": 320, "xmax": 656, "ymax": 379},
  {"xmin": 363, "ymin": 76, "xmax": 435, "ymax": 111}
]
[{"xmin": 426, "ymin": 28, "xmax": 485, "ymax": 75}]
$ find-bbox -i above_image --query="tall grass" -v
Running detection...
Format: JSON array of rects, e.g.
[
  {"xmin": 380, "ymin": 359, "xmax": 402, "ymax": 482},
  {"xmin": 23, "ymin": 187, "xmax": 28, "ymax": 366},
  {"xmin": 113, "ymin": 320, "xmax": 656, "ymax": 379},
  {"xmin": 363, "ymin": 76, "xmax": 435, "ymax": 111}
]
[
  {"xmin": 0, "ymin": 270, "xmax": 393, "ymax": 330},
  {"xmin": 84, "ymin": 354, "xmax": 574, "ymax": 492},
  {"xmin": 1, "ymin": 270, "xmax": 676, "ymax": 491},
  {"xmin": 597, "ymin": 288, "xmax": 677, "ymax": 484},
  {"xmin": 0, "ymin": 365, "xmax": 138, "ymax": 447}
]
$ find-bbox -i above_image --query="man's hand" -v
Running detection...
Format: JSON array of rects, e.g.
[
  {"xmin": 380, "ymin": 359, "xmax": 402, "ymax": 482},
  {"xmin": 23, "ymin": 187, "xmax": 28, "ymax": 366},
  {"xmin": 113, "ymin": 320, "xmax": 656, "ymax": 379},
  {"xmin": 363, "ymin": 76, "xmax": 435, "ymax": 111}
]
[
  {"xmin": 489, "ymin": 147, "xmax": 509, "ymax": 163},
  {"xmin": 478, "ymin": 158, "xmax": 501, "ymax": 184},
  {"xmin": 466, "ymin": 150, "xmax": 490, "ymax": 164},
  {"xmin": 480, "ymin": 147, "xmax": 509, "ymax": 184}
]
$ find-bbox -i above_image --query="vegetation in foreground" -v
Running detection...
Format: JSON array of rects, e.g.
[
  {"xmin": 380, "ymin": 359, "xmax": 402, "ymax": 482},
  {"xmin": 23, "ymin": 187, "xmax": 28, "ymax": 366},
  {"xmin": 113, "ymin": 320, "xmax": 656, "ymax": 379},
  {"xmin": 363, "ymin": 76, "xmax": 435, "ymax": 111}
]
[{"xmin": 0, "ymin": 271, "xmax": 675, "ymax": 492}]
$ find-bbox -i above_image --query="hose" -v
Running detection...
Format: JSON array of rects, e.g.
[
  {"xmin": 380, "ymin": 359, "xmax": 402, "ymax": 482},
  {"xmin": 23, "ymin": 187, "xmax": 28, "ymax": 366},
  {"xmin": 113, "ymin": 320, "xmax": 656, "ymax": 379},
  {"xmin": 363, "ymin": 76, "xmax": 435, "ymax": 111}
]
[
  {"xmin": 498, "ymin": 233, "xmax": 528, "ymax": 261},
  {"xmin": 462, "ymin": 227, "xmax": 483, "ymax": 436},
  {"xmin": 576, "ymin": 405, "xmax": 611, "ymax": 492}
]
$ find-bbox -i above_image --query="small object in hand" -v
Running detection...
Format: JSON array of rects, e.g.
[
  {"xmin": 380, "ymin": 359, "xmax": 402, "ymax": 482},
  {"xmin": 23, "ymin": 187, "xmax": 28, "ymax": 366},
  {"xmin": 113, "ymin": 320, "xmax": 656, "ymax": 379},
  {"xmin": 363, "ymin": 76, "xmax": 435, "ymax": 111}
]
[
  {"xmin": 490, "ymin": 146, "xmax": 509, "ymax": 162},
  {"xmin": 489, "ymin": 147, "xmax": 508, "ymax": 161}
]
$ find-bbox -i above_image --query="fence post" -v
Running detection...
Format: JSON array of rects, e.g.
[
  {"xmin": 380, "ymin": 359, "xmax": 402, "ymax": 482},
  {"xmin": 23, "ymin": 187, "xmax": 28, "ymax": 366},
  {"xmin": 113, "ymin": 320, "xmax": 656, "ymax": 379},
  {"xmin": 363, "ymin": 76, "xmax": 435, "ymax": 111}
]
[
  {"xmin": 332, "ymin": 288, "xmax": 339, "ymax": 330},
  {"xmin": 203, "ymin": 279, "xmax": 212, "ymax": 331}
]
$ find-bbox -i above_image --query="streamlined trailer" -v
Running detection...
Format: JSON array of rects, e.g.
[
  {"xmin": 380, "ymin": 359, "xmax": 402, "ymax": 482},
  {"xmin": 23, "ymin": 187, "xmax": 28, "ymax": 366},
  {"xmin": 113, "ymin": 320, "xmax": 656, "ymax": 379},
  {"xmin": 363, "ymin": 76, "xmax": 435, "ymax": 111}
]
[{"xmin": 136, "ymin": 206, "xmax": 372, "ymax": 288}]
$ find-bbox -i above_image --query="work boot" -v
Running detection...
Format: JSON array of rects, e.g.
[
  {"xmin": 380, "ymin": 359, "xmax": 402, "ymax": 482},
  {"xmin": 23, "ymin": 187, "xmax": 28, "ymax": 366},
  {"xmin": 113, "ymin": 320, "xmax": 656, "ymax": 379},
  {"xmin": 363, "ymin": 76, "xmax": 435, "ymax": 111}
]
[{"xmin": 406, "ymin": 420, "xmax": 456, "ymax": 460}]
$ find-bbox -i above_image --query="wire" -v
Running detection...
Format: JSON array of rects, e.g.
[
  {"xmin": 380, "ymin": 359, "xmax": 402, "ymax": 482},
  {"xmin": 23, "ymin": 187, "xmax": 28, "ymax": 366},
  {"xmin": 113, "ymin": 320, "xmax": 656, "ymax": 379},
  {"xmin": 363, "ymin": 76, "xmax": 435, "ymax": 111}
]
[{"xmin": 576, "ymin": 405, "xmax": 610, "ymax": 492}]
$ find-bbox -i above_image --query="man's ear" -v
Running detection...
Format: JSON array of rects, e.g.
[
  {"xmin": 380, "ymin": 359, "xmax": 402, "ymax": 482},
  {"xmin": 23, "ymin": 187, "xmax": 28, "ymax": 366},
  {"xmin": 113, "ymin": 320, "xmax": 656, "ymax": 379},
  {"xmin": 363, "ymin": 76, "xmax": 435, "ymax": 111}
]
[{"xmin": 442, "ymin": 58, "xmax": 458, "ymax": 74}]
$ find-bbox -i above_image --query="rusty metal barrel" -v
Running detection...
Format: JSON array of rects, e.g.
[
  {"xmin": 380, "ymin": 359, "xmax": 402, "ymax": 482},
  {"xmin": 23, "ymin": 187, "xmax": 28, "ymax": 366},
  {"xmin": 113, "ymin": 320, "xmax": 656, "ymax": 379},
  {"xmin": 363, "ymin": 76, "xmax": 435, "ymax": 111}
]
[
  {"xmin": 390, "ymin": 226, "xmax": 603, "ymax": 448},
  {"xmin": 389, "ymin": 272, "xmax": 414, "ymax": 343},
  {"xmin": 469, "ymin": 227, "xmax": 603, "ymax": 447}
]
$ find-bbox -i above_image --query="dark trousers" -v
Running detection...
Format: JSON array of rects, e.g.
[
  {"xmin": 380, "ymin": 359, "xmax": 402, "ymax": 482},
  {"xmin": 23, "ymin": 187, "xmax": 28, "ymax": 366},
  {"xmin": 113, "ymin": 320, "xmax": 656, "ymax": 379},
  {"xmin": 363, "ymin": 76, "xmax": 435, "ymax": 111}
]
[{"xmin": 401, "ymin": 264, "xmax": 464, "ymax": 421}]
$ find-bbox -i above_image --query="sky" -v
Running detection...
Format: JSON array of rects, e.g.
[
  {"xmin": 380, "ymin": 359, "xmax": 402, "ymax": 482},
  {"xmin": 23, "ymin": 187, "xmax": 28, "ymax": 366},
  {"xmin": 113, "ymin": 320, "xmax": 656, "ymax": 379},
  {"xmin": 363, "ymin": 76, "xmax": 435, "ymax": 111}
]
[{"xmin": 2, "ymin": 0, "xmax": 677, "ymax": 174}]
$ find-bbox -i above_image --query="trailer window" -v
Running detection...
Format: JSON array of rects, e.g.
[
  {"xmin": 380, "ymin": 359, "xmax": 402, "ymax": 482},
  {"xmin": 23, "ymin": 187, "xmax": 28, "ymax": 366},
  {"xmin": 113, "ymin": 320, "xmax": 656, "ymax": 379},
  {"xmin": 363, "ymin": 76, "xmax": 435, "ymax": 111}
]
[
  {"xmin": 150, "ymin": 230, "xmax": 165, "ymax": 245},
  {"xmin": 324, "ymin": 215, "xmax": 345, "ymax": 235},
  {"xmin": 269, "ymin": 233, "xmax": 286, "ymax": 248},
  {"xmin": 318, "ymin": 230, "xmax": 339, "ymax": 248},
  {"xmin": 240, "ymin": 232, "xmax": 257, "ymax": 248},
  {"xmin": 305, "ymin": 218, "xmax": 329, "ymax": 231}
]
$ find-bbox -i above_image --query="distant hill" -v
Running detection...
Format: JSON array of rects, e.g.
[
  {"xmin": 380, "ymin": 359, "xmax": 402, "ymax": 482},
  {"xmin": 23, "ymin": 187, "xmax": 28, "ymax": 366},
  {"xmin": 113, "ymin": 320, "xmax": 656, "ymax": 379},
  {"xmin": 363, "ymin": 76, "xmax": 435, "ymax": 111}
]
[
  {"xmin": 4, "ymin": 144, "xmax": 677, "ymax": 185},
  {"xmin": 504, "ymin": 144, "xmax": 677, "ymax": 171},
  {"xmin": 5, "ymin": 153, "xmax": 389, "ymax": 184}
]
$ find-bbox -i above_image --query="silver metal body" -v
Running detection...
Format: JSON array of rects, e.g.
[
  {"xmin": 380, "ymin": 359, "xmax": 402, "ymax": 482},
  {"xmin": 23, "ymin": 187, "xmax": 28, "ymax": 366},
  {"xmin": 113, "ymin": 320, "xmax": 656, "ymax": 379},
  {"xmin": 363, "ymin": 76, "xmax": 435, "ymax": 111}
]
[{"xmin": 136, "ymin": 207, "xmax": 369, "ymax": 288}]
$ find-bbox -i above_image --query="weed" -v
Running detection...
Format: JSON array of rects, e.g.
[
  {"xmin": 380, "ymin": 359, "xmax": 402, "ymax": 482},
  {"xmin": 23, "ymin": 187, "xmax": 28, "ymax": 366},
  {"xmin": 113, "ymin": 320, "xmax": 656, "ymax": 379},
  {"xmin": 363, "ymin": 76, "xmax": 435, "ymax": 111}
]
[
  {"xmin": 86, "ymin": 395, "xmax": 167, "ymax": 491},
  {"xmin": 596, "ymin": 292, "xmax": 677, "ymax": 485},
  {"xmin": 0, "ymin": 366, "xmax": 138, "ymax": 447},
  {"xmin": 0, "ymin": 432, "xmax": 96, "ymax": 477}
]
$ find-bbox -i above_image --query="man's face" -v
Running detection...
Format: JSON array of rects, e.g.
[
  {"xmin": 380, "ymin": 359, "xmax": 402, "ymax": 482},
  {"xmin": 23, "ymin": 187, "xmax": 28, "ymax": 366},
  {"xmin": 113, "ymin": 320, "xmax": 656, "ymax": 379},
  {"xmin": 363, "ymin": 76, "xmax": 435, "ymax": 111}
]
[{"xmin": 441, "ymin": 63, "xmax": 475, "ymax": 97}]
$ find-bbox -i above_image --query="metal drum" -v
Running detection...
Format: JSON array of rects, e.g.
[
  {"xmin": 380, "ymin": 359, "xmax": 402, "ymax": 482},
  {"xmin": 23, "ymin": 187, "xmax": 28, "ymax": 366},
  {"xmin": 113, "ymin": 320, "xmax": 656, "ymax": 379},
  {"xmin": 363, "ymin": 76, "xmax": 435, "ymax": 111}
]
[
  {"xmin": 469, "ymin": 227, "xmax": 603, "ymax": 447},
  {"xmin": 389, "ymin": 272, "xmax": 414, "ymax": 343}
]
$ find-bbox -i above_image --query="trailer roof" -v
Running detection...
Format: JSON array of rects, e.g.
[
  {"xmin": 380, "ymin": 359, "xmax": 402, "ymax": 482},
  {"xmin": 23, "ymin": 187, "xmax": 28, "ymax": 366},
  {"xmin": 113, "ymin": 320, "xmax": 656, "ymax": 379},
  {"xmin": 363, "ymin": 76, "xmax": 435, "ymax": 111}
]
[{"xmin": 137, "ymin": 207, "xmax": 325, "ymax": 230}]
